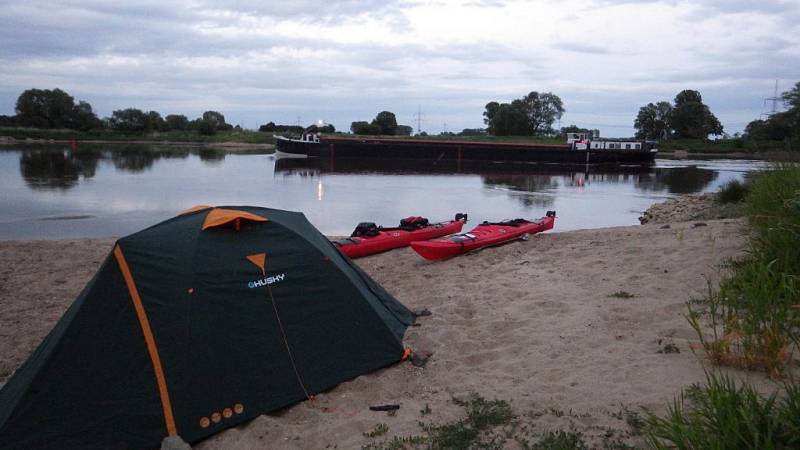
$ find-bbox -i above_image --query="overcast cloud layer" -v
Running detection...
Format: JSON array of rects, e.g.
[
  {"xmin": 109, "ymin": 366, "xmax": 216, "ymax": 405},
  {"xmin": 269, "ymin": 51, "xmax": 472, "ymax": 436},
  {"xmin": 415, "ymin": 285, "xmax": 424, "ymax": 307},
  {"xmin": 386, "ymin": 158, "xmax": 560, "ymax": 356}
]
[{"xmin": 1, "ymin": 0, "xmax": 798, "ymax": 135}]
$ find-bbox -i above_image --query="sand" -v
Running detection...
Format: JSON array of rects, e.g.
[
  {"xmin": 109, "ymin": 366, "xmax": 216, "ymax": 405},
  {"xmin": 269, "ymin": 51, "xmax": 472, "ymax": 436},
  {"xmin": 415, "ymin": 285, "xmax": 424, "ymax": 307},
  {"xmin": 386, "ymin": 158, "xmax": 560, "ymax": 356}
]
[{"xmin": 0, "ymin": 218, "xmax": 776, "ymax": 448}]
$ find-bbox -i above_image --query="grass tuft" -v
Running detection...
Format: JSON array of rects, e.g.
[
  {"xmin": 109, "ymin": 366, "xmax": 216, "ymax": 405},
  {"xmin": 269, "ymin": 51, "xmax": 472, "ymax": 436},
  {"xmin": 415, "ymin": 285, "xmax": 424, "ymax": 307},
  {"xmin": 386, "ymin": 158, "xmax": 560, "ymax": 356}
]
[
  {"xmin": 363, "ymin": 393, "xmax": 516, "ymax": 449},
  {"xmin": 363, "ymin": 423, "xmax": 390, "ymax": 438},
  {"xmin": 608, "ymin": 291, "xmax": 636, "ymax": 299},
  {"xmin": 716, "ymin": 179, "xmax": 750, "ymax": 204},
  {"xmin": 644, "ymin": 371, "xmax": 800, "ymax": 450},
  {"xmin": 522, "ymin": 429, "xmax": 589, "ymax": 450}
]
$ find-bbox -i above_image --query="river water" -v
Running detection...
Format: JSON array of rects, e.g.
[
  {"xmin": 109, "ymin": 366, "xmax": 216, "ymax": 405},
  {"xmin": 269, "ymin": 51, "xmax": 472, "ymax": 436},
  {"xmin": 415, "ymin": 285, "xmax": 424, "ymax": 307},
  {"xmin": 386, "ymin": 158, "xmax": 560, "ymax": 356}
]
[{"xmin": 0, "ymin": 144, "xmax": 769, "ymax": 240}]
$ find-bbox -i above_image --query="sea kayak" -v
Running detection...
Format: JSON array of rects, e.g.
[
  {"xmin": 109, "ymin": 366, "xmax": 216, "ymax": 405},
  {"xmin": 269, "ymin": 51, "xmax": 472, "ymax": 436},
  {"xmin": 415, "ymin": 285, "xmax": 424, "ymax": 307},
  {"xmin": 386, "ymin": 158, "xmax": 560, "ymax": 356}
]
[
  {"xmin": 334, "ymin": 214, "xmax": 468, "ymax": 258},
  {"xmin": 410, "ymin": 211, "xmax": 555, "ymax": 260}
]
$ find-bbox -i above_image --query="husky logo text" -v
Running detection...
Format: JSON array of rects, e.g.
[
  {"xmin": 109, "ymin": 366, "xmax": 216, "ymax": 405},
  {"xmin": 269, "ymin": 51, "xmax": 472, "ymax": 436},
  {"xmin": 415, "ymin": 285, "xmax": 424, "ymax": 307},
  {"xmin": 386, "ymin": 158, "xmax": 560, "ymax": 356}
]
[{"xmin": 248, "ymin": 273, "xmax": 286, "ymax": 289}]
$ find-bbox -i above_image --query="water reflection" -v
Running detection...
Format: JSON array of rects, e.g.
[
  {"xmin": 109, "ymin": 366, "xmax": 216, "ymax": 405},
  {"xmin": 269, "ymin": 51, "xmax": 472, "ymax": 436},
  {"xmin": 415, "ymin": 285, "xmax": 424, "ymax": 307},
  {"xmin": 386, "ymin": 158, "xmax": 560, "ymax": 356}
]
[
  {"xmin": 15, "ymin": 145, "xmax": 239, "ymax": 189},
  {"xmin": 0, "ymin": 144, "xmax": 764, "ymax": 240},
  {"xmin": 482, "ymin": 174, "xmax": 558, "ymax": 207},
  {"xmin": 111, "ymin": 148, "xmax": 157, "ymax": 173},
  {"xmin": 19, "ymin": 149, "xmax": 100, "ymax": 190},
  {"xmin": 273, "ymin": 157, "xmax": 719, "ymax": 197},
  {"xmin": 198, "ymin": 148, "xmax": 226, "ymax": 164},
  {"xmin": 636, "ymin": 166, "xmax": 719, "ymax": 194}
]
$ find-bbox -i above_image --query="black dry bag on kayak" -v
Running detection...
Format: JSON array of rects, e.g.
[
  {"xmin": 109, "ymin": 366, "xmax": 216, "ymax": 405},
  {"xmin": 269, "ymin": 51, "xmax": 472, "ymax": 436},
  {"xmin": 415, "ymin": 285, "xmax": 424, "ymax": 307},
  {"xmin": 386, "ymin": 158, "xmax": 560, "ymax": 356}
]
[{"xmin": 351, "ymin": 222, "xmax": 380, "ymax": 237}]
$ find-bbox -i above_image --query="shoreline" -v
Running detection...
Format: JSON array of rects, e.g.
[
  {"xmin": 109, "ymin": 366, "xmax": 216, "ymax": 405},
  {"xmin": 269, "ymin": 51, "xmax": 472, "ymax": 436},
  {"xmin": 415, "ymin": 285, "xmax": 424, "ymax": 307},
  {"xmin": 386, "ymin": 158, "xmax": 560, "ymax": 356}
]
[
  {"xmin": 0, "ymin": 136, "xmax": 275, "ymax": 151},
  {"xmin": 2, "ymin": 135, "xmax": 796, "ymax": 160},
  {"xmin": 0, "ymin": 213, "xmax": 772, "ymax": 448}
]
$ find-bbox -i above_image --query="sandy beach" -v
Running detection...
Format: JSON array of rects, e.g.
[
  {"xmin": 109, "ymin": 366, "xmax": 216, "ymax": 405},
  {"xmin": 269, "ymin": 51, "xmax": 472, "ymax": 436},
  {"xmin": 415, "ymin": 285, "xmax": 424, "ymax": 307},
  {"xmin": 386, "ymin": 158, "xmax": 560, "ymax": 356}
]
[{"xmin": 0, "ymin": 213, "xmax": 776, "ymax": 448}]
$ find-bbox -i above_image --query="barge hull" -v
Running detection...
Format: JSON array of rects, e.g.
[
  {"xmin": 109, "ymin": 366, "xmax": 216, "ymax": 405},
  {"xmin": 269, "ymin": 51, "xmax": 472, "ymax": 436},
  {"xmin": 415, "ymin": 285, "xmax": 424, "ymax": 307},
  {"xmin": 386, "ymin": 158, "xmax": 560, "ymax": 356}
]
[{"xmin": 275, "ymin": 137, "xmax": 656, "ymax": 164}]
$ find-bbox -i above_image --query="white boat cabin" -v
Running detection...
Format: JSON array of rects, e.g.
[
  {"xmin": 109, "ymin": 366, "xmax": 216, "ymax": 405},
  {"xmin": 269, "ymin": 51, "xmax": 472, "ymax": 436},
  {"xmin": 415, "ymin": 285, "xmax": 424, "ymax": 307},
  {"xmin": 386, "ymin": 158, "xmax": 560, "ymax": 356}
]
[
  {"xmin": 590, "ymin": 140, "xmax": 642, "ymax": 150},
  {"xmin": 566, "ymin": 131, "xmax": 644, "ymax": 151}
]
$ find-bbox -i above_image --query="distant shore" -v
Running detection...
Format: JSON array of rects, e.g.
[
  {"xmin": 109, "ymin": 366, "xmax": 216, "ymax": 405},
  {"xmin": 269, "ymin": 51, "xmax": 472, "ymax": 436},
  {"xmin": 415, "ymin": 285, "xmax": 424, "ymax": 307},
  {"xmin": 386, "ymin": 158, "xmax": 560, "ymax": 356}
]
[
  {"xmin": 0, "ymin": 135, "xmax": 274, "ymax": 151},
  {"xmin": 2, "ymin": 127, "xmax": 797, "ymax": 159}
]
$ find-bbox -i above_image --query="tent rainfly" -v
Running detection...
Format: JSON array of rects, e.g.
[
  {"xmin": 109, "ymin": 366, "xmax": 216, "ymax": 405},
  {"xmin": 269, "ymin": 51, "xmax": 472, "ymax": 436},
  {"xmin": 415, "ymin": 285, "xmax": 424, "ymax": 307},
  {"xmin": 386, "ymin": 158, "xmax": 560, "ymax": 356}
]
[{"xmin": 0, "ymin": 205, "xmax": 415, "ymax": 449}]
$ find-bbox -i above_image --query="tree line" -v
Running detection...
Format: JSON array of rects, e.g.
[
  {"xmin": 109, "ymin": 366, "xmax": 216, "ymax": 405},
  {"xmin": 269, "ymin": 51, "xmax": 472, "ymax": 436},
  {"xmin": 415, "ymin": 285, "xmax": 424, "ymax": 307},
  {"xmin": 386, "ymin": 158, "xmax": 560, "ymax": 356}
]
[
  {"xmin": 350, "ymin": 111, "xmax": 412, "ymax": 136},
  {"xmin": 0, "ymin": 88, "xmax": 239, "ymax": 135},
  {"xmin": 744, "ymin": 81, "xmax": 800, "ymax": 142},
  {"xmin": 634, "ymin": 89, "xmax": 723, "ymax": 140},
  {"xmin": 483, "ymin": 91, "xmax": 564, "ymax": 136},
  {"xmin": 635, "ymin": 82, "xmax": 799, "ymax": 144}
]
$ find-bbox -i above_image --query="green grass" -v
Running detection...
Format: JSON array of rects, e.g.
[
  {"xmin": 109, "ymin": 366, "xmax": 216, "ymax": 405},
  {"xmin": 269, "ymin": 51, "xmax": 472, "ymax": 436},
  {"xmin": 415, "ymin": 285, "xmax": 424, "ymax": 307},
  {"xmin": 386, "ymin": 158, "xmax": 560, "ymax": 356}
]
[
  {"xmin": 0, "ymin": 126, "xmax": 274, "ymax": 144},
  {"xmin": 716, "ymin": 179, "xmax": 750, "ymax": 204},
  {"xmin": 644, "ymin": 372, "xmax": 800, "ymax": 450},
  {"xmin": 364, "ymin": 423, "xmax": 390, "ymax": 438},
  {"xmin": 658, "ymin": 138, "xmax": 798, "ymax": 154},
  {"xmin": 362, "ymin": 394, "xmax": 516, "ymax": 450},
  {"xmin": 522, "ymin": 430, "xmax": 589, "ymax": 450}
]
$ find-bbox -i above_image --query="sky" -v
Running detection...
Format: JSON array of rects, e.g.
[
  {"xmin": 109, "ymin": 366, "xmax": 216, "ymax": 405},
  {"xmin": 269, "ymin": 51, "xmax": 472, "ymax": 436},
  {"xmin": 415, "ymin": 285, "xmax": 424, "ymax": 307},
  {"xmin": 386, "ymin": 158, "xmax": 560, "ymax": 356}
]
[{"xmin": 1, "ymin": 0, "xmax": 798, "ymax": 136}]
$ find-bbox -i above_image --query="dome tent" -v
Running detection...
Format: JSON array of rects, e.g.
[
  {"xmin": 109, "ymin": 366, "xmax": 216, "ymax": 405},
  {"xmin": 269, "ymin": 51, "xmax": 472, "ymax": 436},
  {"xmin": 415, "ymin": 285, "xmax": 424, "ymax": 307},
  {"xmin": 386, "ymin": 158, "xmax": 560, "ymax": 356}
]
[{"xmin": 0, "ymin": 206, "xmax": 415, "ymax": 449}]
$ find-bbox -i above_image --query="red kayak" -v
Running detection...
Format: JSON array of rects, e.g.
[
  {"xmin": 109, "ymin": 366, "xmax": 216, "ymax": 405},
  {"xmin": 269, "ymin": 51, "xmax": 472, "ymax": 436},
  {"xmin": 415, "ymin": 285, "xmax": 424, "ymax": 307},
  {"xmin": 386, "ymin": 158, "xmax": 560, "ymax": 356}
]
[
  {"xmin": 410, "ymin": 211, "xmax": 556, "ymax": 260},
  {"xmin": 334, "ymin": 214, "xmax": 468, "ymax": 258}
]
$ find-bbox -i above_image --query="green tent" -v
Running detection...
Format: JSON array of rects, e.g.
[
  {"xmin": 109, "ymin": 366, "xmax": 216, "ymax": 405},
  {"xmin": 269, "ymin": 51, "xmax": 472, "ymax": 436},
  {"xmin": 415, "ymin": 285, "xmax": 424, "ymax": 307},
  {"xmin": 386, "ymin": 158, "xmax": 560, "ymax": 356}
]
[{"xmin": 0, "ymin": 206, "xmax": 415, "ymax": 449}]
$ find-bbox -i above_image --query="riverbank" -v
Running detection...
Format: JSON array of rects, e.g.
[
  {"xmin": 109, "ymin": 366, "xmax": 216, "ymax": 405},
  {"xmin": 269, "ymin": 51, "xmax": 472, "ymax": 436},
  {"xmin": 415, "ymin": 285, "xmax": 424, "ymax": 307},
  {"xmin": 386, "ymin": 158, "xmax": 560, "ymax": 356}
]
[
  {"xmin": 0, "ymin": 127, "xmax": 274, "ymax": 146},
  {"xmin": 0, "ymin": 218, "xmax": 775, "ymax": 448},
  {"xmin": 3, "ymin": 128, "xmax": 797, "ymax": 160},
  {"xmin": 638, "ymin": 192, "xmax": 746, "ymax": 224}
]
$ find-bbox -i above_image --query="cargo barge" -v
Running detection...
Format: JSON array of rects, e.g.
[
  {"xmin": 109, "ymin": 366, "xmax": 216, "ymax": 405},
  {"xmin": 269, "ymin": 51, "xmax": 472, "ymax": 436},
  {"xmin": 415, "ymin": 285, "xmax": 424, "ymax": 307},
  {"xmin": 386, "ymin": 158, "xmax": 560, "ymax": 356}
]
[{"xmin": 274, "ymin": 132, "xmax": 657, "ymax": 165}]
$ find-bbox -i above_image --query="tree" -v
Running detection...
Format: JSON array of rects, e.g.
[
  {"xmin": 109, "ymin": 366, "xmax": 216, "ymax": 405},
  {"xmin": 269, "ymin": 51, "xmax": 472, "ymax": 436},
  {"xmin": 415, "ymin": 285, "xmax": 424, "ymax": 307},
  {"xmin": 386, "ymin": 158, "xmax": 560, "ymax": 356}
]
[
  {"xmin": 0, "ymin": 115, "xmax": 18, "ymax": 127},
  {"xmin": 165, "ymin": 114, "xmax": 189, "ymax": 131},
  {"xmin": 351, "ymin": 121, "xmax": 380, "ymax": 135},
  {"xmin": 745, "ymin": 112, "xmax": 796, "ymax": 141},
  {"xmin": 634, "ymin": 90, "xmax": 722, "ymax": 140},
  {"xmin": 634, "ymin": 102, "xmax": 672, "ymax": 140},
  {"xmin": 16, "ymin": 88, "xmax": 77, "ymax": 129},
  {"xmin": 674, "ymin": 89, "xmax": 703, "ymax": 107},
  {"xmin": 672, "ymin": 104, "xmax": 722, "ymax": 139},
  {"xmin": 202, "ymin": 110, "xmax": 232, "ymax": 131},
  {"xmin": 459, "ymin": 128, "xmax": 486, "ymax": 136},
  {"xmin": 371, "ymin": 111, "xmax": 397, "ymax": 135},
  {"xmin": 196, "ymin": 119, "xmax": 217, "ymax": 135},
  {"xmin": 305, "ymin": 124, "xmax": 335, "ymax": 133},
  {"xmin": 743, "ymin": 80, "xmax": 800, "ymax": 142},
  {"xmin": 395, "ymin": 125, "xmax": 413, "ymax": 136},
  {"xmin": 519, "ymin": 91, "xmax": 564, "ymax": 135},
  {"xmin": 69, "ymin": 101, "xmax": 103, "ymax": 131},
  {"xmin": 259, "ymin": 121, "xmax": 276, "ymax": 132},
  {"xmin": 145, "ymin": 111, "xmax": 167, "ymax": 132},
  {"xmin": 483, "ymin": 93, "xmax": 564, "ymax": 136},
  {"xmin": 491, "ymin": 103, "xmax": 529, "ymax": 136},
  {"xmin": 670, "ymin": 90, "xmax": 723, "ymax": 139},
  {"xmin": 560, "ymin": 124, "xmax": 589, "ymax": 136},
  {"xmin": 109, "ymin": 108, "xmax": 149, "ymax": 132},
  {"xmin": 483, "ymin": 102, "xmax": 500, "ymax": 134},
  {"xmin": 350, "ymin": 121, "xmax": 368, "ymax": 133},
  {"xmin": 782, "ymin": 81, "xmax": 800, "ymax": 110}
]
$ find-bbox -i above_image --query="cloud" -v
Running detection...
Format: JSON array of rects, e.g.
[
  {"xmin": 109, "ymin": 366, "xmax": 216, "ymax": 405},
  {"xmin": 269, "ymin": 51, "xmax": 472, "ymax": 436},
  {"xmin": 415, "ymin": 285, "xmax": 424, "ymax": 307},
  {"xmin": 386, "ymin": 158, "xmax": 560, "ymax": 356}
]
[
  {"xmin": 0, "ymin": 0, "xmax": 798, "ymax": 134},
  {"xmin": 553, "ymin": 41, "xmax": 613, "ymax": 54}
]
